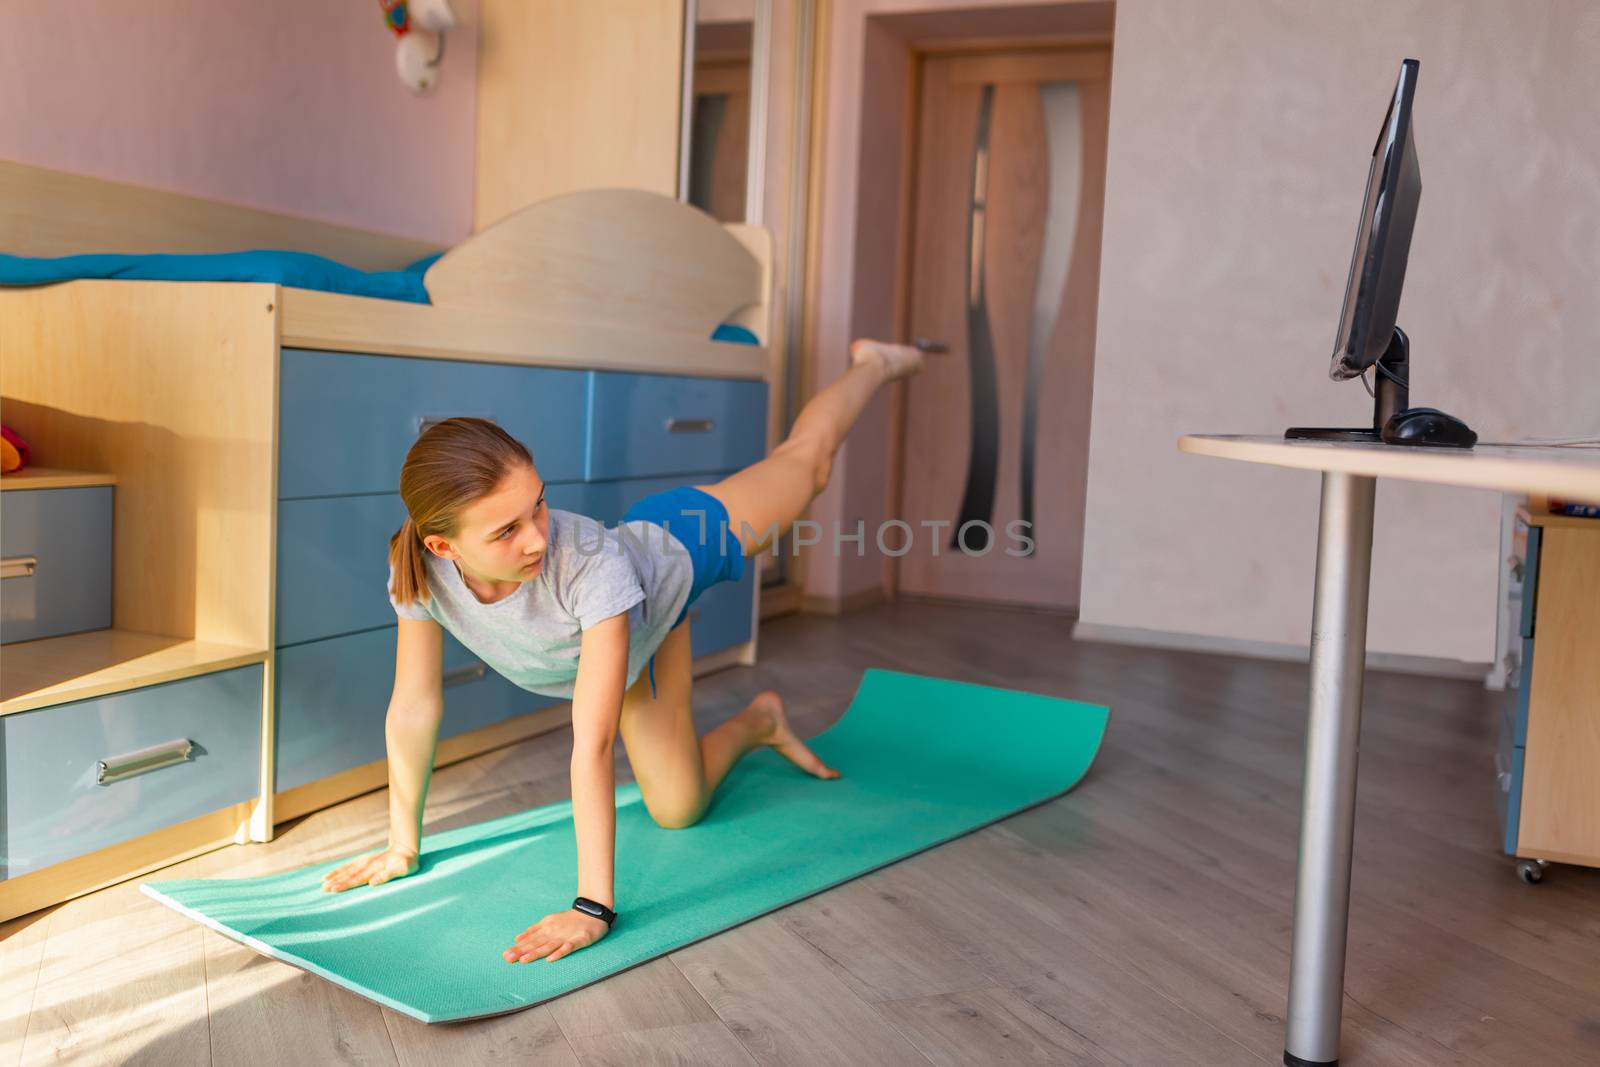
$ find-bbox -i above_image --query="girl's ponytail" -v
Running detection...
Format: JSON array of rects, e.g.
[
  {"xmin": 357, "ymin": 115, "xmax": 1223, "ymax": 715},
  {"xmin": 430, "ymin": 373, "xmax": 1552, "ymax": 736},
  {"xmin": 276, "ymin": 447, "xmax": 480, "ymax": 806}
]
[{"xmin": 388, "ymin": 513, "xmax": 430, "ymax": 609}]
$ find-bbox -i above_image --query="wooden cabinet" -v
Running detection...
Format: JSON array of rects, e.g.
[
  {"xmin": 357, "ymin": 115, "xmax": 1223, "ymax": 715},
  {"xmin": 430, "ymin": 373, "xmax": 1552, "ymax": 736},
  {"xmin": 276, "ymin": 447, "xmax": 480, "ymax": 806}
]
[
  {"xmin": 1497, "ymin": 511, "xmax": 1600, "ymax": 881},
  {"xmin": 0, "ymin": 186, "xmax": 772, "ymax": 921}
]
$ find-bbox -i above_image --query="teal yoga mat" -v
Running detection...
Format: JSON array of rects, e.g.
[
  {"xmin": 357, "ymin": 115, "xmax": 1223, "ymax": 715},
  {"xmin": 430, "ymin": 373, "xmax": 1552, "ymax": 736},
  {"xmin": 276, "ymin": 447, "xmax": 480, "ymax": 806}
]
[{"xmin": 142, "ymin": 668, "xmax": 1108, "ymax": 1023}]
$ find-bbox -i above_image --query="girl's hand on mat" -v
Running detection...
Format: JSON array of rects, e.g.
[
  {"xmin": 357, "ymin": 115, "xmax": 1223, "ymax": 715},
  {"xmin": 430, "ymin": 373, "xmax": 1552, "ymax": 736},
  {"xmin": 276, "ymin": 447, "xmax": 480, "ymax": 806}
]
[
  {"xmin": 504, "ymin": 909, "xmax": 609, "ymax": 963},
  {"xmin": 320, "ymin": 846, "xmax": 419, "ymax": 892}
]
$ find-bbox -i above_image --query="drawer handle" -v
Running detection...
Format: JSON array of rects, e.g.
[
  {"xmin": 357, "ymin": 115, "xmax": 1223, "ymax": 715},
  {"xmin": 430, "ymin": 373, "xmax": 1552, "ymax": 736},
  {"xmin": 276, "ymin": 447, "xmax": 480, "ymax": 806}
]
[
  {"xmin": 97, "ymin": 738, "xmax": 195, "ymax": 785},
  {"xmin": 418, "ymin": 415, "xmax": 496, "ymax": 436},
  {"xmin": 2, "ymin": 555, "xmax": 38, "ymax": 579},
  {"xmin": 443, "ymin": 661, "xmax": 488, "ymax": 687},
  {"xmin": 665, "ymin": 417, "xmax": 715, "ymax": 434}
]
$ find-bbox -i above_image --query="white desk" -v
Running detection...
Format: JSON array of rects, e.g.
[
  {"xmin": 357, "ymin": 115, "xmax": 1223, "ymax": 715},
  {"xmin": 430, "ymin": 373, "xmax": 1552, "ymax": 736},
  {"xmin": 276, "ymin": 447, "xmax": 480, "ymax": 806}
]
[{"xmin": 1178, "ymin": 435, "xmax": 1600, "ymax": 1067}]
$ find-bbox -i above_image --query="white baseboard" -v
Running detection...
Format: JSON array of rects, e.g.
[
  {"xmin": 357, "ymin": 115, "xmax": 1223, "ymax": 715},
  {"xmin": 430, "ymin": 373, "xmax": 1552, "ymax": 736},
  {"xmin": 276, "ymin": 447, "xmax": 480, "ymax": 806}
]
[{"xmin": 1071, "ymin": 621, "xmax": 1492, "ymax": 683}]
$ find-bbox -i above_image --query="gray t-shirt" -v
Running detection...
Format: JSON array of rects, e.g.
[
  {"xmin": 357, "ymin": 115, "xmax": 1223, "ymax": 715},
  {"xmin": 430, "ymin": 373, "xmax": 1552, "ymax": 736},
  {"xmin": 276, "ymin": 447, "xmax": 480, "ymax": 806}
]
[{"xmin": 389, "ymin": 508, "xmax": 694, "ymax": 698}]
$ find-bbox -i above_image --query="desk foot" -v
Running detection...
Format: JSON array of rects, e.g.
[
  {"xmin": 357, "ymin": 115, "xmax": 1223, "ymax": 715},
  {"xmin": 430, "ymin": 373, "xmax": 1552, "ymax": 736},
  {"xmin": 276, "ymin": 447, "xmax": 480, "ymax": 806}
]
[
  {"xmin": 1284, "ymin": 471, "xmax": 1377, "ymax": 1067},
  {"xmin": 1284, "ymin": 1053, "xmax": 1338, "ymax": 1067}
]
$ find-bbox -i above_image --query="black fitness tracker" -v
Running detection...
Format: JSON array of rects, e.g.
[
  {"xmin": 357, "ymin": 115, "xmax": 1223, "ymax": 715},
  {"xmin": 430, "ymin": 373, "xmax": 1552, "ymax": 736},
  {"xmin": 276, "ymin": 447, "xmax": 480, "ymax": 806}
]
[{"xmin": 571, "ymin": 895, "xmax": 617, "ymax": 926}]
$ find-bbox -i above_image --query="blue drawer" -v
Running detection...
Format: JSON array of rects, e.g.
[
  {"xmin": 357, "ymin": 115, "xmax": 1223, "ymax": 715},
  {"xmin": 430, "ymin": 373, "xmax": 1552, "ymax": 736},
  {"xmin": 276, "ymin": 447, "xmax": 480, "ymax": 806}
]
[
  {"xmin": 276, "ymin": 494, "xmax": 410, "ymax": 646},
  {"xmin": 1, "ymin": 486, "xmax": 113, "ymax": 645},
  {"xmin": 275, "ymin": 485, "xmax": 599, "ymax": 647},
  {"xmin": 1, "ymin": 664, "xmax": 263, "ymax": 878},
  {"xmin": 1494, "ymin": 696, "xmax": 1527, "ymax": 856},
  {"xmin": 278, "ymin": 349, "xmax": 589, "ymax": 499},
  {"xmin": 274, "ymin": 627, "xmax": 554, "ymax": 794},
  {"xmin": 586, "ymin": 372, "xmax": 767, "ymax": 481},
  {"xmin": 582, "ymin": 474, "xmax": 693, "ymax": 523},
  {"xmin": 1520, "ymin": 525, "xmax": 1541, "ymax": 638}
]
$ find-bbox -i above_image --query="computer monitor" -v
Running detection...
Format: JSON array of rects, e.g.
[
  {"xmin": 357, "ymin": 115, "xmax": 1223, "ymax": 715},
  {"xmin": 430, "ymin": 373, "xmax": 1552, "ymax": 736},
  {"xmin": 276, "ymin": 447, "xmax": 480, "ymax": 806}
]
[
  {"xmin": 1331, "ymin": 59, "xmax": 1420, "ymax": 382},
  {"xmin": 1286, "ymin": 58, "xmax": 1476, "ymax": 447}
]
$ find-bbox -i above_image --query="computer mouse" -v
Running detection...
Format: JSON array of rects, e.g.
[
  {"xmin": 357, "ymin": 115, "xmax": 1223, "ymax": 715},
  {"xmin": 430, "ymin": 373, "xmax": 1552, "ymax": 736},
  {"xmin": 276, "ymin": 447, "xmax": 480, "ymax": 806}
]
[{"xmin": 1381, "ymin": 407, "xmax": 1478, "ymax": 448}]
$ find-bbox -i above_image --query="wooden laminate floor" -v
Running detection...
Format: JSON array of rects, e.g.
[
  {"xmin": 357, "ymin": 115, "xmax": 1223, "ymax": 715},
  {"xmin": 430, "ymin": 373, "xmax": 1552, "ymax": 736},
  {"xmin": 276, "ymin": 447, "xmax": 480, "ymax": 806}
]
[{"xmin": 3, "ymin": 599, "xmax": 1598, "ymax": 1066}]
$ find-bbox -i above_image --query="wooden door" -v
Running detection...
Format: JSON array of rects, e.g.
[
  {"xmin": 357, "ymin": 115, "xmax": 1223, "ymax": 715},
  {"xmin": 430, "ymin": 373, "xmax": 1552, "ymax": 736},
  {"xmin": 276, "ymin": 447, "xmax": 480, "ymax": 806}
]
[{"xmin": 896, "ymin": 47, "xmax": 1111, "ymax": 612}]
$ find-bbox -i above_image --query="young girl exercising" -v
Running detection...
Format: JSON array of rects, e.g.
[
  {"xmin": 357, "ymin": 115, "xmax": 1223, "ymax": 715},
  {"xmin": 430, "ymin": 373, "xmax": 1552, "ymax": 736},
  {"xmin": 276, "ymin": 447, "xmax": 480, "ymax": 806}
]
[{"xmin": 319, "ymin": 339, "xmax": 926, "ymax": 967}]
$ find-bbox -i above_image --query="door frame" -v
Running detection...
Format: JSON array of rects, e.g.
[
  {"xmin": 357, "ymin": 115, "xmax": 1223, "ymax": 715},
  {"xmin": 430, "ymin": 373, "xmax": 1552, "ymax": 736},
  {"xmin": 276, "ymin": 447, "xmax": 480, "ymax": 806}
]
[
  {"xmin": 887, "ymin": 36, "xmax": 1114, "ymax": 602},
  {"xmin": 773, "ymin": 1, "xmax": 1114, "ymax": 619}
]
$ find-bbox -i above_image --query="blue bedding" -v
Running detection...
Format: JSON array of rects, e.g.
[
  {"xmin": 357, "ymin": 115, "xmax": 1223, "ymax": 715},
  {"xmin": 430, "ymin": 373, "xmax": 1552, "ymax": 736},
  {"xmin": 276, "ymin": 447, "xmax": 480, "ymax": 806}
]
[
  {"xmin": 0, "ymin": 249, "xmax": 759, "ymax": 343},
  {"xmin": 0, "ymin": 250, "xmax": 439, "ymax": 303}
]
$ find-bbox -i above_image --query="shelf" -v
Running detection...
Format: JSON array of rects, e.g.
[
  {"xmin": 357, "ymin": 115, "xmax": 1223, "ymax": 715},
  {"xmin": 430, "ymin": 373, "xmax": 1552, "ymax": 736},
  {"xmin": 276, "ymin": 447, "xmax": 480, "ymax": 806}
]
[
  {"xmin": 0, "ymin": 630, "xmax": 267, "ymax": 716},
  {"xmin": 0, "ymin": 467, "xmax": 118, "ymax": 491}
]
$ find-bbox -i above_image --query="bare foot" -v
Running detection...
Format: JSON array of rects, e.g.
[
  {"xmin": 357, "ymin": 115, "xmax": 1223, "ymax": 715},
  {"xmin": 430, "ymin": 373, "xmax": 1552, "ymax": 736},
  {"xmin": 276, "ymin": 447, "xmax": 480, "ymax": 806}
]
[
  {"xmin": 748, "ymin": 690, "xmax": 841, "ymax": 779},
  {"xmin": 848, "ymin": 339, "xmax": 925, "ymax": 382}
]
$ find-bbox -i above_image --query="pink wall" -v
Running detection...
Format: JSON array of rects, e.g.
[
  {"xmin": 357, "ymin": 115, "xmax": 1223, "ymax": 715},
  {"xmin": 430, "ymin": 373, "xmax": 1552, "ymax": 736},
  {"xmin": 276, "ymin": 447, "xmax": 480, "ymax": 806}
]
[
  {"xmin": 0, "ymin": 0, "xmax": 479, "ymax": 245},
  {"xmin": 804, "ymin": 0, "xmax": 1114, "ymax": 603}
]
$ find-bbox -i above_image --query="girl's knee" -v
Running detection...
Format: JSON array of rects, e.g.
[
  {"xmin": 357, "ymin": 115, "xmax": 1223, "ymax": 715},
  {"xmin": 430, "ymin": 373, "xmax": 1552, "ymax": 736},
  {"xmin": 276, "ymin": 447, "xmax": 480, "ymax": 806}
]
[
  {"xmin": 646, "ymin": 795, "xmax": 707, "ymax": 830},
  {"xmin": 650, "ymin": 808, "xmax": 704, "ymax": 831}
]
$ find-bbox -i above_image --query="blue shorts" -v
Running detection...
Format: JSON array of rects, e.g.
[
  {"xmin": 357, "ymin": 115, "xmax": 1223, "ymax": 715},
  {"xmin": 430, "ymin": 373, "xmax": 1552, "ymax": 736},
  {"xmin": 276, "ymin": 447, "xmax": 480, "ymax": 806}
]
[{"xmin": 621, "ymin": 485, "xmax": 746, "ymax": 698}]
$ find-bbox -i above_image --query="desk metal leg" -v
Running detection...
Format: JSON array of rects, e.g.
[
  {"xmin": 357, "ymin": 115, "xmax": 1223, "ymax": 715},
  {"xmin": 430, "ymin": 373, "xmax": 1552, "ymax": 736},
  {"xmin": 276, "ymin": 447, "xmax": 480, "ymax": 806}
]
[{"xmin": 1284, "ymin": 471, "xmax": 1376, "ymax": 1067}]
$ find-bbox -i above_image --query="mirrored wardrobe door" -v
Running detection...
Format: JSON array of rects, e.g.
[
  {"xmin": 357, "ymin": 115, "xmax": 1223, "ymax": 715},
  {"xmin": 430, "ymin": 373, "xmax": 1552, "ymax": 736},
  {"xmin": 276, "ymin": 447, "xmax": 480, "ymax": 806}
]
[
  {"xmin": 686, "ymin": 2, "xmax": 756, "ymax": 222},
  {"xmin": 680, "ymin": 0, "xmax": 823, "ymax": 605}
]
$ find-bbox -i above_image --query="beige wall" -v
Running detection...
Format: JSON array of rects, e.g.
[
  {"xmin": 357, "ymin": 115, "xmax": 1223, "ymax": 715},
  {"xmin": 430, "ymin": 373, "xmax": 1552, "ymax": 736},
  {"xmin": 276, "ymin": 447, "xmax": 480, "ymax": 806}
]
[{"xmin": 1080, "ymin": 0, "xmax": 1600, "ymax": 664}]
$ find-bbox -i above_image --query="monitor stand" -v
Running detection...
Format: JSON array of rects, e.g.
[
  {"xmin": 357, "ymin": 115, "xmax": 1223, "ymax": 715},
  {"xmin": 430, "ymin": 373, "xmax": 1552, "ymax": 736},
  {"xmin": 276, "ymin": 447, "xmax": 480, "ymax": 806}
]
[{"xmin": 1285, "ymin": 326, "xmax": 1413, "ymax": 442}]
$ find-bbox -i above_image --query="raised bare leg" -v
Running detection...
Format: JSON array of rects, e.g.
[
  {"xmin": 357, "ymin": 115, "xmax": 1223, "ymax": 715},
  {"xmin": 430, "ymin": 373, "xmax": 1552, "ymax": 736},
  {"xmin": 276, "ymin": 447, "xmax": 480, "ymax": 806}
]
[
  {"xmin": 618, "ymin": 339, "xmax": 917, "ymax": 829},
  {"xmin": 697, "ymin": 339, "xmax": 925, "ymax": 557}
]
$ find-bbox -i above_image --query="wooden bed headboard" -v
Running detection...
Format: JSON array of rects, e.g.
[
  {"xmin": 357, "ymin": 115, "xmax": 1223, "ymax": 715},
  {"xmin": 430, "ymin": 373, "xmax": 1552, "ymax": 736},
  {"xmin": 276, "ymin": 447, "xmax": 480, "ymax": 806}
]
[
  {"xmin": 425, "ymin": 188, "xmax": 770, "ymax": 341},
  {"xmin": 0, "ymin": 160, "xmax": 439, "ymax": 271},
  {"xmin": 0, "ymin": 163, "xmax": 772, "ymax": 347},
  {"xmin": 2, "ymin": 163, "xmax": 771, "ymax": 339}
]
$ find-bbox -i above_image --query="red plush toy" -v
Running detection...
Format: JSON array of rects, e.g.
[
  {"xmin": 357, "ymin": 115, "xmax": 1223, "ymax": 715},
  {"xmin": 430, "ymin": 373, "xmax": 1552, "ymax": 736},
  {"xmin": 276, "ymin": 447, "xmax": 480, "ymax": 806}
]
[{"xmin": 1, "ymin": 424, "xmax": 30, "ymax": 473}]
